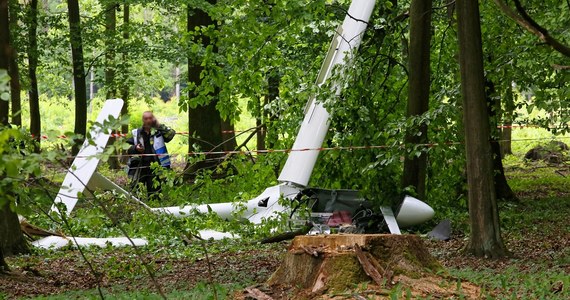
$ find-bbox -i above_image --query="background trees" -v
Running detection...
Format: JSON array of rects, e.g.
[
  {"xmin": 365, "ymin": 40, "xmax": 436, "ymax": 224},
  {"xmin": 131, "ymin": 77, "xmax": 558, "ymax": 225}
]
[{"xmin": 0, "ymin": 0, "xmax": 568, "ymax": 262}]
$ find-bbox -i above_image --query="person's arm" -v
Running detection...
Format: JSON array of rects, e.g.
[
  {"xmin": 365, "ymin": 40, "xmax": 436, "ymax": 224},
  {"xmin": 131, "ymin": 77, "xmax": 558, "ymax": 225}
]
[
  {"xmin": 157, "ymin": 124, "xmax": 176, "ymax": 143},
  {"xmin": 126, "ymin": 136, "xmax": 137, "ymax": 154},
  {"xmin": 126, "ymin": 131, "xmax": 144, "ymax": 154}
]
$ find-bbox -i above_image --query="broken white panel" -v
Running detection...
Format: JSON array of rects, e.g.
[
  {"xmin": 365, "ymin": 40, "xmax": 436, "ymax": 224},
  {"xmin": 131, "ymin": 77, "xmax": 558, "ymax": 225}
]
[
  {"xmin": 86, "ymin": 172, "xmax": 150, "ymax": 210},
  {"xmin": 278, "ymin": 0, "xmax": 377, "ymax": 187},
  {"xmin": 32, "ymin": 235, "xmax": 148, "ymax": 250},
  {"xmin": 152, "ymin": 183, "xmax": 302, "ymax": 224},
  {"xmin": 380, "ymin": 206, "xmax": 401, "ymax": 235},
  {"xmin": 51, "ymin": 99, "xmax": 126, "ymax": 216}
]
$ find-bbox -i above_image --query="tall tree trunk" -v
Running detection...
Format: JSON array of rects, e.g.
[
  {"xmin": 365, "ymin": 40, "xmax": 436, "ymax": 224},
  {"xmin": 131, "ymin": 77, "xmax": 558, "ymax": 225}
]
[
  {"xmin": 67, "ymin": 0, "xmax": 87, "ymax": 155},
  {"xmin": 104, "ymin": 3, "xmax": 116, "ymax": 99},
  {"xmin": 8, "ymin": 0, "xmax": 20, "ymax": 126},
  {"xmin": 456, "ymin": 0, "xmax": 508, "ymax": 258},
  {"xmin": 185, "ymin": 0, "xmax": 236, "ymax": 177},
  {"xmin": 486, "ymin": 79, "xmax": 518, "ymax": 202},
  {"xmin": 105, "ymin": 2, "xmax": 121, "ymax": 169},
  {"xmin": 117, "ymin": 4, "xmax": 130, "ymax": 164},
  {"xmin": 0, "ymin": 0, "xmax": 10, "ymax": 126},
  {"xmin": 401, "ymin": 0, "xmax": 432, "ymax": 200},
  {"xmin": 28, "ymin": 0, "xmax": 41, "ymax": 153},
  {"xmin": 0, "ymin": 0, "xmax": 29, "ymax": 268},
  {"xmin": 120, "ymin": 4, "xmax": 129, "ymax": 136}
]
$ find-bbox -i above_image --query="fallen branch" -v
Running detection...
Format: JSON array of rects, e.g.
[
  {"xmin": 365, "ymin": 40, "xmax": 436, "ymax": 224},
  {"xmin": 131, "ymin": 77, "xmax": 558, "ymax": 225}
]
[
  {"xmin": 19, "ymin": 217, "xmax": 64, "ymax": 238},
  {"xmin": 259, "ymin": 225, "xmax": 310, "ymax": 244},
  {"xmin": 552, "ymin": 64, "xmax": 570, "ymax": 70}
]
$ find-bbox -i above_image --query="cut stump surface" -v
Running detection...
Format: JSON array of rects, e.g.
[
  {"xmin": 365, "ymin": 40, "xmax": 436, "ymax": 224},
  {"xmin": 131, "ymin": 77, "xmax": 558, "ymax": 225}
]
[{"xmin": 260, "ymin": 234, "xmax": 482, "ymax": 299}]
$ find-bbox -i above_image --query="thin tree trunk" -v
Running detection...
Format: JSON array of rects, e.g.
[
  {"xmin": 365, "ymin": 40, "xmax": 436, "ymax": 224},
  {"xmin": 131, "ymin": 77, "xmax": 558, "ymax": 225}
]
[
  {"xmin": 28, "ymin": 0, "xmax": 41, "ymax": 153},
  {"xmin": 456, "ymin": 0, "xmax": 508, "ymax": 258},
  {"xmin": 0, "ymin": 0, "xmax": 28, "ymax": 262},
  {"xmin": 486, "ymin": 79, "xmax": 518, "ymax": 202},
  {"xmin": 104, "ymin": 2, "xmax": 116, "ymax": 99},
  {"xmin": 117, "ymin": 4, "xmax": 130, "ymax": 164},
  {"xmin": 221, "ymin": 118, "xmax": 237, "ymax": 151},
  {"xmin": 105, "ymin": 2, "xmax": 121, "ymax": 169},
  {"xmin": 8, "ymin": 0, "xmax": 20, "ymax": 126},
  {"xmin": 402, "ymin": 0, "xmax": 432, "ymax": 200},
  {"xmin": 120, "ymin": 4, "xmax": 129, "ymax": 136},
  {"xmin": 258, "ymin": 71, "xmax": 280, "ymax": 151},
  {"xmin": 67, "ymin": 0, "xmax": 87, "ymax": 155},
  {"xmin": 501, "ymin": 82, "xmax": 514, "ymax": 156},
  {"xmin": 264, "ymin": 72, "xmax": 280, "ymax": 150},
  {"xmin": 174, "ymin": 65, "xmax": 180, "ymax": 99},
  {"xmin": 0, "ymin": 0, "xmax": 10, "ymax": 126},
  {"xmin": 256, "ymin": 109, "xmax": 265, "ymax": 151}
]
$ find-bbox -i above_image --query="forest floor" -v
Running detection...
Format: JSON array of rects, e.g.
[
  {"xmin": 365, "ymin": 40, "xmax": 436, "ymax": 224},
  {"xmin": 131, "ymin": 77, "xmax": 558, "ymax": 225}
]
[{"xmin": 1, "ymin": 161, "xmax": 569, "ymax": 299}]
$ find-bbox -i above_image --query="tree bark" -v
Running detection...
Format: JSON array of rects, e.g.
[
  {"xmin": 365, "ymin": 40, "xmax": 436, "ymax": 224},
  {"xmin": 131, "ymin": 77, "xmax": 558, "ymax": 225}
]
[
  {"xmin": 104, "ymin": 3, "xmax": 116, "ymax": 99},
  {"xmin": 456, "ymin": 0, "xmax": 508, "ymax": 258},
  {"xmin": 120, "ymin": 4, "xmax": 129, "ymax": 136},
  {"xmin": 0, "ymin": 203, "xmax": 28, "ymax": 257},
  {"xmin": 8, "ymin": 0, "xmax": 20, "ymax": 127},
  {"xmin": 115, "ymin": 4, "xmax": 130, "ymax": 164},
  {"xmin": 0, "ymin": 1, "xmax": 28, "ymax": 263},
  {"xmin": 185, "ymin": 0, "xmax": 237, "ymax": 177},
  {"xmin": 402, "ymin": 0, "xmax": 432, "ymax": 200},
  {"xmin": 105, "ymin": 2, "xmax": 121, "ymax": 169},
  {"xmin": 67, "ymin": 0, "xmax": 87, "ymax": 155},
  {"xmin": 0, "ymin": 0, "xmax": 10, "ymax": 126},
  {"xmin": 27, "ymin": 0, "xmax": 41, "ymax": 153}
]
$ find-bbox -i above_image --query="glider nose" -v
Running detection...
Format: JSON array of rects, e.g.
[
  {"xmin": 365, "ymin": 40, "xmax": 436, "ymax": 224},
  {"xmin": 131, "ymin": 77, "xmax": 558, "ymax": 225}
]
[{"xmin": 396, "ymin": 195, "xmax": 435, "ymax": 228}]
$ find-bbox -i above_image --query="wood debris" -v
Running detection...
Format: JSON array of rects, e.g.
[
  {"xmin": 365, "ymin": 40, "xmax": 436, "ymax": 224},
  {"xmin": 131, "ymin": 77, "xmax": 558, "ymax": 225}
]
[
  {"xmin": 244, "ymin": 286, "xmax": 274, "ymax": 300},
  {"xmin": 354, "ymin": 243, "xmax": 384, "ymax": 286}
]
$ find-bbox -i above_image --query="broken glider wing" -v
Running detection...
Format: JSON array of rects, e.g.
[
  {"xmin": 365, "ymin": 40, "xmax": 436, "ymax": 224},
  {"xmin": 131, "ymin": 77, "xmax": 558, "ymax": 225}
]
[{"xmin": 32, "ymin": 236, "xmax": 148, "ymax": 250}]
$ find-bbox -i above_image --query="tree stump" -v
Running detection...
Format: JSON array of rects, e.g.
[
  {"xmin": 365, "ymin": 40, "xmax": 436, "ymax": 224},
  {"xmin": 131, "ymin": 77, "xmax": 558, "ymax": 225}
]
[{"xmin": 255, "ymin": 234, "xmax": 482, "ymax": 299}]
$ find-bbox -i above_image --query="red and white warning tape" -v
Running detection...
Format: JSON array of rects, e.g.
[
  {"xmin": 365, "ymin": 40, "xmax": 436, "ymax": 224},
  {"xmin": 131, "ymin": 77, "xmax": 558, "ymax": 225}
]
[
  {"xmin": 30, "ymin": 124, "xmax": 566, "ymax": 140},
  {"xmin": 63, "ymin": 136, "xmax": 570, "ymax": 159}
]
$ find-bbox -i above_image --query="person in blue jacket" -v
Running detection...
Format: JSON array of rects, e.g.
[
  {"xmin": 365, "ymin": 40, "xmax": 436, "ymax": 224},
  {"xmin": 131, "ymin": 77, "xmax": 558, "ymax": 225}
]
[{"xmin": 126, "ymin": 111, "xmax": 175, "ymax": 198}]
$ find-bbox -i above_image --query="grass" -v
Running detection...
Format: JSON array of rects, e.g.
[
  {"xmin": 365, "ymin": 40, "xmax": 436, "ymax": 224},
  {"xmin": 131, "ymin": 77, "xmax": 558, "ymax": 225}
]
[
  {"xmin": 433, "ymin": 152, "xmax": 570, "ymax": 300},
  {"xmin": 27, "ymin": 282, "xmax": 236, "ymax": 300}
]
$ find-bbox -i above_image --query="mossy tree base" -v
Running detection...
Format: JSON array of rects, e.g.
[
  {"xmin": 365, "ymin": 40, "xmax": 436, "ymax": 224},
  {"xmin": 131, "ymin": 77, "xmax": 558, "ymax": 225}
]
[{"xmin": 245, "ymin": 234, "xmax": 482, "ymax": 299}]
